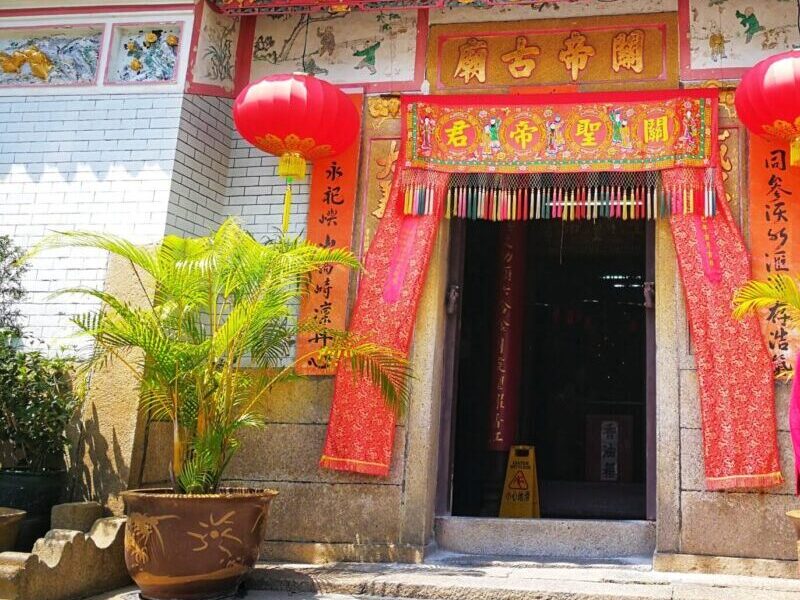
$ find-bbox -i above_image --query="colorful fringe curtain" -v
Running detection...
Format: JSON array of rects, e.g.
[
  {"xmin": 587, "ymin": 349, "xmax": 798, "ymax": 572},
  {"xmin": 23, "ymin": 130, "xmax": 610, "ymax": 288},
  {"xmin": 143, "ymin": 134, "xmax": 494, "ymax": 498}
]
[
  {"xmin": 319, "ymin": 169, "xmax": 450, "ymax": 475},
  {"xmin": 403, "ymin": 171, "xmax": 719, "ymax": 221},
  {"xmin": 321, "ymin": 89, "xmax": 783, "ymax": 489}
]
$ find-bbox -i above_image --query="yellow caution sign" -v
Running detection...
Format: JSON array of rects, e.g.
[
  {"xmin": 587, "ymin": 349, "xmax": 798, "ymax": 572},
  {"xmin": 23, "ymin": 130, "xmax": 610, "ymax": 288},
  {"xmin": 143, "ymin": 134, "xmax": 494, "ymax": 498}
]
[{"xmin": 499, "ymin": 445, "xmax": 540, "ymax": 518}]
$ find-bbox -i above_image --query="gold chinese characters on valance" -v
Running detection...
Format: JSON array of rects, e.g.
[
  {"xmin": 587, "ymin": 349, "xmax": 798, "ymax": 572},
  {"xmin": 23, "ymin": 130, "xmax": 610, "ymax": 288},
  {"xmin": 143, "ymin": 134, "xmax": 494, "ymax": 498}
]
[
  {"xmin": 398, "ymin": 89, "xmax": 720, "ymax": 221},
  {"xmin": 404, "ymin": 90, "xmax": 717, "ymax": 174}
]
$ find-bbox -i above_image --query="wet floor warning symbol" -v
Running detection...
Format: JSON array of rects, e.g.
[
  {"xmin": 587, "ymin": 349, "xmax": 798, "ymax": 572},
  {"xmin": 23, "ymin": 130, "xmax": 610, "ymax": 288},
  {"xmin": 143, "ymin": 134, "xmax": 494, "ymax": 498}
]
[
  {"xmin": 509, "ymin": 470, "xmax": 528, "ymax": 490},
  {"xmin": 499, "ymin": 446, "xmax": 540, "ymax": 519}
]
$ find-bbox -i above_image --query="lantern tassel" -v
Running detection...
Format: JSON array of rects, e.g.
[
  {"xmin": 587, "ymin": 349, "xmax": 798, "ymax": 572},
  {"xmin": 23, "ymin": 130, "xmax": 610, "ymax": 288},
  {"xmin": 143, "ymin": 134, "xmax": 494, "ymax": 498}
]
[
  {"xmin": 277, "ymin": 152, "xmax": 307, "ymax": 234},
  {"xmin": 277, "ymin": 152, "xmax": 307, "ymax": 180},
  {"xmin": 282, "ymin": 178, "xmax": 293, "ymax": 234}
]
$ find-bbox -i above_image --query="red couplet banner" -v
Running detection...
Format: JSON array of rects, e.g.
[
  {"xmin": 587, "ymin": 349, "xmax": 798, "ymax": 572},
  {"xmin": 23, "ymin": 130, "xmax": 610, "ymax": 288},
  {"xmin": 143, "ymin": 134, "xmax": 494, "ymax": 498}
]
[
  {"xmin": 296, "ymin": 94, "xmax": 363, "ymax": 376},
  {"xmin": 748, "ymin": 134, "xmax": 800, "ymax": 376},
  {"xmin": 488, "ymin": 222, "xmax": 526, "ymax": 451}
]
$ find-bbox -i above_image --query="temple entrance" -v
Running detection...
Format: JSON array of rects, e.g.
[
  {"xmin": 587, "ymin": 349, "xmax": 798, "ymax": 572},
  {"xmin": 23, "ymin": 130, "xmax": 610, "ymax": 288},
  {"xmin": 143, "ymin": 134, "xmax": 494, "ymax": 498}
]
[{"xmin": 443, "ymin": 216, "xmax": 654, "ymax": 521}]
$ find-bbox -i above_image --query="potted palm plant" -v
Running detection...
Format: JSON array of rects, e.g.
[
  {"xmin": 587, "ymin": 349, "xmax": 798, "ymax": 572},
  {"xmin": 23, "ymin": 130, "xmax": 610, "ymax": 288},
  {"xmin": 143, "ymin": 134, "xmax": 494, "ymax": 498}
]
[
  {"xmin": 31, "ymin": 219, "xmax": 411, "ymax": 600},
  {"xmin": 733, "ymin": 273, "xmax": 800, "ymax": 568}
]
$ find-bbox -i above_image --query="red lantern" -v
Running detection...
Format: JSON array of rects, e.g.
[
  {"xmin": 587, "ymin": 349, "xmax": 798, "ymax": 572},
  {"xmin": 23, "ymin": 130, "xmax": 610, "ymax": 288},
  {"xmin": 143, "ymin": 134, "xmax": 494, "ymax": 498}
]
[
  {"xmin": 233, "ymin": 73, "xmax": 360, "ymax": 232},
  {"xmin": 735, "ymin": 49, "xmax": 800, "ymax": 166}
]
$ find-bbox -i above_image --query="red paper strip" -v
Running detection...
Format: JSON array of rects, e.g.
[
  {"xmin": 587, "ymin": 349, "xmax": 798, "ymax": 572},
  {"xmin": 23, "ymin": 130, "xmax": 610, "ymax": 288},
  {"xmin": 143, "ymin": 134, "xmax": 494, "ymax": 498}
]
[
  {"xmin": 296, "ymin": 94, "xmax": 363, "ymax": 376},
  {"xmin": 488, "ymin": 222, "xmax": 526, "ymax": 452},
  {"xmin": 748, "ymin": 134, "xmax": 800, "ymax": 376}
]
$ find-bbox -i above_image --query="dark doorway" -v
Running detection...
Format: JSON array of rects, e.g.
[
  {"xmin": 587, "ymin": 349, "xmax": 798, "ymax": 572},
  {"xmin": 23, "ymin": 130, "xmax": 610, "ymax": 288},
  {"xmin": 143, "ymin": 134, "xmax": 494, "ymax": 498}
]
[{"xmin": 449, "ymin": 218, "xmax": 649, "ymax": 520}]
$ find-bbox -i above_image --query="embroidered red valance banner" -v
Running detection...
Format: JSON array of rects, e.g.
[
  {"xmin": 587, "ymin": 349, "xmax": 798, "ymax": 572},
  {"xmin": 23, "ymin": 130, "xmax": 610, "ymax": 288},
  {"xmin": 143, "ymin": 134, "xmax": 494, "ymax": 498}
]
[
  {"xmin": 321, "ymin": 88, "xmax": 783, "ymax": 492},
  {"xmin": 404, "ymin": 90, "xmax": 716, "ymax": 174},
  {"xmin": 399, "ymin": 90, "xmax": 721, "ymax": 221}
]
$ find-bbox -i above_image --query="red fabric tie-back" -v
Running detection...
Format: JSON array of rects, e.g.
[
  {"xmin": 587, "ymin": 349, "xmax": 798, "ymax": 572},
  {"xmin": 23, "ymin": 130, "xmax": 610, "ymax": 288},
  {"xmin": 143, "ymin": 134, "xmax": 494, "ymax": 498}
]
[
  {"xmin": 791, "ymin": 354, "xmax": 800, "ymax": 493},
  {"xmin": 668, "ymin": 169, "xmax": 782, "ymax": 490},
  {"xmin": 319, "ymin": 168, "xmax": 449, "ymax": 476}
]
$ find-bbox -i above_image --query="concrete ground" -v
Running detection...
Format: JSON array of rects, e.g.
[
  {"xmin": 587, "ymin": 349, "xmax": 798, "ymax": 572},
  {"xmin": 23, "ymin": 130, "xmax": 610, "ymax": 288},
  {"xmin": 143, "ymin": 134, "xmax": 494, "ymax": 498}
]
[
  {"xmin": 90, "ymin": 592, "xmax": 387, "ymax": 600},
  {"xmin": 89, "ymin": 552, "xmax": 800, "ymax": 600}
]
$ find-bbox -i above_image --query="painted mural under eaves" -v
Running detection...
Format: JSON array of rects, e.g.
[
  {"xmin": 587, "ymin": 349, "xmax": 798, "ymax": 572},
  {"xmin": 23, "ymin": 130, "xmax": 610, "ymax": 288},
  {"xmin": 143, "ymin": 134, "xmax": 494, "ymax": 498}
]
[
  {"xmin": 0, "ymin": 26, "xmax": 102, "ymax": 86},
  {"xmin": 430, "ymin": 0, "xmax": 677, "ymax": 24},
  {"xmin": 193, "ymin": 8, "xmax": 239, "ymax": 91},
  {"xmin": 688, "ymin": 0, "xmax": 800, "ymax": 73},
  {"xmin": 250, "ymin": 10, "xmax": 418, "ymax": 87},
  {"xmin": 215, "ymin": 0, "xmax": 673, "ymax": 15}
]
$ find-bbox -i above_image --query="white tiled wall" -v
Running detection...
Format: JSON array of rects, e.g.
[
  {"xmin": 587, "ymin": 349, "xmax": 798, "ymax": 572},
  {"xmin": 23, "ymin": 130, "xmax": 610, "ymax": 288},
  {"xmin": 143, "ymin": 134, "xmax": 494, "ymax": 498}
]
[
  {"xmin": 0, "ymin": 92, "xmax": 183, "ymax": 349},
  {"xmin": 0, "ymin": 89, "xmax": 311, "ymax": 349},
  {"xmin": 225, "ymin": 134, "xmax": 310, "ymax": 242},
  {"xmin": 166, "ymin": 94, "xmax": 310, "ymax": 243},
  {"xmin": 167, "ymin": 95, "xmax": 232, "ymax": 237}
]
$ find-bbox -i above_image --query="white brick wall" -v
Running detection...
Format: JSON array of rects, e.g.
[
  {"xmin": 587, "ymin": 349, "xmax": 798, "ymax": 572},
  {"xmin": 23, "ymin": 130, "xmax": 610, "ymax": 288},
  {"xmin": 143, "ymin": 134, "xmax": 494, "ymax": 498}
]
[
  {"xmin": 166, "ymin": 93, "xmax": 310, "ymax": 242},
  {"xmin": 0, "ymin": 89, "xmax": 312, "ymax": 349},
  {"xmin": 0, "ymin": 92, "xmax": 183, "ymax": 349},
  {"xmin": 225, "ymin": 134, "xmax": 310, "ymax": 242},
  {"xmin": 167, "ymin": 95, "xmax": 232, "ymax": 237}
]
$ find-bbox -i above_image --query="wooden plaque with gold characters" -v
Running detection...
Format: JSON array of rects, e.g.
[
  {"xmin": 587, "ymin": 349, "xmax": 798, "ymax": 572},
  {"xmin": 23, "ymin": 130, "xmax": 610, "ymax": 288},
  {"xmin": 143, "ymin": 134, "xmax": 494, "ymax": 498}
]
[{"xmin": 427, "ymin": 12, "xmax": 678, "ymax": 94}]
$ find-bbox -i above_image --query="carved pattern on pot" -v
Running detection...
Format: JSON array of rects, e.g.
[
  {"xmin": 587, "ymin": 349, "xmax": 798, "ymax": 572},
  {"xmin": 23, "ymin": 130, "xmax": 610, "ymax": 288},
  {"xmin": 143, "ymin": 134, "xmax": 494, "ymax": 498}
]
[
  {"xmin": 187, "ymin": 510, "xmax": 243, "ymax": 566},
  {"xmin": 125, "ymin": 512, "xmax": 179, "ymax": 568}
]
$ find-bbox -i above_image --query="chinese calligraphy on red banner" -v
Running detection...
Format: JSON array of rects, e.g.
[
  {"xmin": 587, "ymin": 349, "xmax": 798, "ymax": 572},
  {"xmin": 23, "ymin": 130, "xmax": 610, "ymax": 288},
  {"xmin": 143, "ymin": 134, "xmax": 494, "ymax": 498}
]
[
  {"xmin": 296, "ymin": 94, "xmax": 363, "ymax": 376},
  {"xmin": 749, "ymin": 134, "xmax": 800, "ymax": 376}
]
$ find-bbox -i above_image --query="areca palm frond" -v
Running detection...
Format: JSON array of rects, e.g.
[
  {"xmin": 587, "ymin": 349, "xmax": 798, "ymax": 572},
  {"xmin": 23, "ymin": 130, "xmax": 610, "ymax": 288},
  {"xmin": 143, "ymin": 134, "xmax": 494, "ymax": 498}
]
[
  {"xmin": 29, "ymin": 218, "xmax": 412, "ymax": 494},
  {"xmin": 733, "ymin": 274, "xmax": 800, "ymax": 328}
]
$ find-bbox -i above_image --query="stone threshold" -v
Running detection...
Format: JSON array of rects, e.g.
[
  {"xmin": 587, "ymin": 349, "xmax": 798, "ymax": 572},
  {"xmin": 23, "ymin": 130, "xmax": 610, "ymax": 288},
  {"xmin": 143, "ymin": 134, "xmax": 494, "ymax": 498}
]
[
  {"xmin": 244, "ymin": 552, "xmax": 800, "ymax": 600},
  {"xmin": 434, "ymin": 516, "xmax": 655, "ymax": 558}
]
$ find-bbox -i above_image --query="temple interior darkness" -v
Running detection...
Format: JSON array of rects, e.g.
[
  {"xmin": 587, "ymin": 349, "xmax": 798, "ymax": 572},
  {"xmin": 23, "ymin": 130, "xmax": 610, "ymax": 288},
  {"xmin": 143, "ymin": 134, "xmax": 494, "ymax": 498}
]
[{"xmin": 451, "ymin": 218, "xmax": 648, "ymax": 519}]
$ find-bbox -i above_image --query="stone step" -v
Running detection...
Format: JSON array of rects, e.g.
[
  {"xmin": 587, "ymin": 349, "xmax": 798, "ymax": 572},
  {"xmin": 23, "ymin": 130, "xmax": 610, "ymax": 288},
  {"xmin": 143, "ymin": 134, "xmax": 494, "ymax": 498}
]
[
  {"xmin": 245, "ymin": 556, "xmax": 800, "ymax": 600},
  {"xmin": 89, "ymin": 590, "xmax": 416, "ymax": 600},
  {"xmin": 434, "ymin": 516, "xmax": 655, "ymax": 559}
]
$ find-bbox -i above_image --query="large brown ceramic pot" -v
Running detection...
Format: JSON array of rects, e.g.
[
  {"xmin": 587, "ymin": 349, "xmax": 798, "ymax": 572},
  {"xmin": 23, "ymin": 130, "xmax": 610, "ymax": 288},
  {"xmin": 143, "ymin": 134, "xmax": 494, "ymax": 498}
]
[{"xmin": 122, "ymin": 488, "xmax": 278, "ymax": 600}]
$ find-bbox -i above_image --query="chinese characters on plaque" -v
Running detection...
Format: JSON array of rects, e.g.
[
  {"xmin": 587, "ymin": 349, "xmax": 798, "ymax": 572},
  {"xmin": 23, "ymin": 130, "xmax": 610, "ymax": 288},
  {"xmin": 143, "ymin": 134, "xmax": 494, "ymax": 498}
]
[
  {"xmin": 429, "ymin": 13, "xmax": 677, "ymax": 92},
  {"xmin": 296, "ymin": 94, "xmax": 363, "ymax": 376},
  {"xmin": 749, "ymin": 134, "xmax": 799, "ymax": 377}
]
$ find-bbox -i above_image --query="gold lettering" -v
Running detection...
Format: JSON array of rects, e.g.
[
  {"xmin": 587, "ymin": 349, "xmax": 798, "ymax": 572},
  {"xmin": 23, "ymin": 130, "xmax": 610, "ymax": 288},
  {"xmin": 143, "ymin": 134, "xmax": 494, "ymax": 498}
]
[
  {"xmin": 510, "ymin": 120, "xmax": 537, "ymax": 149},
  {"xmin": 501, "ymin": 36, "xmax": 541, "ymax": 79},
  {"xmin": 445, "ymin": 119, "xmax": 471, "ymax": 148},
  {"xmin": 575, "ymin": 118, "xmax": 601, "ymax": 147},
  {"xmin": 558, "ymin": 31, "xmax": 595, "ymax": 81},
  {"xmin": 611, "ymin": 29, "xmax": 645, "ymax": 74},
  {"xmin": 454, "ymin": 37, "xmax": 488, "ymax": 84},
  {"xmin": 644, "ymin": 115, "xmax": 668, "ymax": 143}
]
